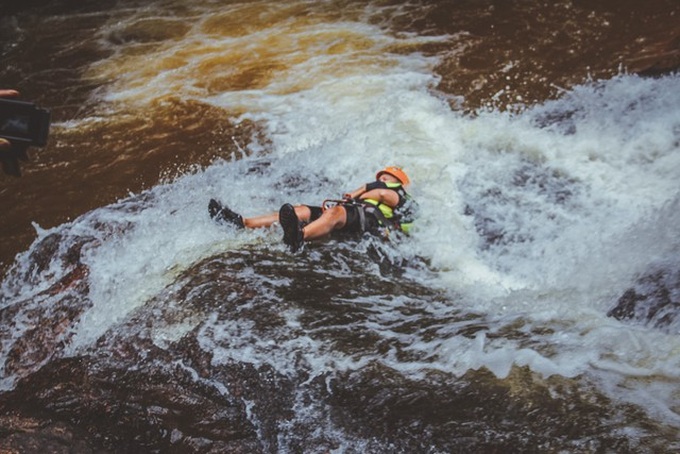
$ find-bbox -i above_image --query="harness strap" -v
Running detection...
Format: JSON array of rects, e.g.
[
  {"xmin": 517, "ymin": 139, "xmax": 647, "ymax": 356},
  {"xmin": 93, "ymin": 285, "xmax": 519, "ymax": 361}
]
[
  {"xmin": 323, "ymin": 198, "xmax": 401, "ymax": 234},
  {"xmin": 357, "ymin": 203, "xmax": 367, "ymax": 231},
  {"xmin": 362, "ymin": 204, "xmax": 399, "ymax": 232}
]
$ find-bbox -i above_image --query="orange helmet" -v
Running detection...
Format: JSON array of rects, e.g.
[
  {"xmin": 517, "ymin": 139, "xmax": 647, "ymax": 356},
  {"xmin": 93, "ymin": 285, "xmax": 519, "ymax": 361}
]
[{"xmin": 376, "ymin": 166, "xmax": 410, "ymax": 187}]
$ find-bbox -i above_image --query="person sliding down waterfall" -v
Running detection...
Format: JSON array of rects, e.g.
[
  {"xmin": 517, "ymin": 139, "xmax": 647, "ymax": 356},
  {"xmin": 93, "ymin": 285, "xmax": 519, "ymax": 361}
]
[{"xmin": 209, "ymin": 166, "xmax": 417, "ymax": 252}]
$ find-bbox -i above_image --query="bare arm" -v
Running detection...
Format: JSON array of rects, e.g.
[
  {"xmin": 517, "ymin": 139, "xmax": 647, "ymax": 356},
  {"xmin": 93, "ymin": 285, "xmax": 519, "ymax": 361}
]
[
  {"xmin": 344, "ymin": 186, "xmax": 399, "ymax": 207},
  {"xmin": 359, "ymin": 188, "xmax": 399, "ymax": 207},
  {"xmin": 343, "ymin": 184, "xmax": 367, "ymax": 200},
  {"xmin": 0, "ymin": 89, "xmax": 19, "ymax": 98}
]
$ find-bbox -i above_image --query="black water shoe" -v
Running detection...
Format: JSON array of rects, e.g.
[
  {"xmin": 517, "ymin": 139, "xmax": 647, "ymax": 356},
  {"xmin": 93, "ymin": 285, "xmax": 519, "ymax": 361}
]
[
  {"xmin": 279, "ymin": 203, "xmax": 304, "ymax": 252},
  {"xmin": 209, "ymin": 199, "xmax": 245, "ymax": 229}
]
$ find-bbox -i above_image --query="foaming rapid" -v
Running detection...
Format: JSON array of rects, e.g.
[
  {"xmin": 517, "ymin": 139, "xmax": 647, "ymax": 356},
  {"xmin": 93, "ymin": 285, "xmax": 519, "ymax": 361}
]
[
  {"xmin": 432, "ymin": 75, "xmax": 680, "ymax": 299},
  {"xmin": 55, "ymin": 0, "xmax": 449, "ymax": 352},
  {"xmin": 2, "ymin": 0, "xmax": 680, "ymax": 439},
  {"xmin": 97, "ymin": 66, "xmax": 680, "ymax": 423},
  {"xmin": 409, "ymin": 74, "xmax": 680, "ymax": 424}
]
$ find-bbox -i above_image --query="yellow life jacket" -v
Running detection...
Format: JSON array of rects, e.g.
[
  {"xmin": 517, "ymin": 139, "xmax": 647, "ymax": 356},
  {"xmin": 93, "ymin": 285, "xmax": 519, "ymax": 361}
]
[{"xmin": 362, "ymin": 182, "xmax": 415, "ymax": 234}]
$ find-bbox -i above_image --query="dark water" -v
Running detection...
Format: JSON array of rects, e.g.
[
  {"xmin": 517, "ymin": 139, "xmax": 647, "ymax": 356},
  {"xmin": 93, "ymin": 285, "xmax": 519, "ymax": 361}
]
[{"xmin": 1, "ymin": 0, "xmax": 680, "ymax": 452}]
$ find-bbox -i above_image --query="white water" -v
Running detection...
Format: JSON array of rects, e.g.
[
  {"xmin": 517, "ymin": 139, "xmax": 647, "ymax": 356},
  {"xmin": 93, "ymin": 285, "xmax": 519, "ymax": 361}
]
[{"xmin": 2, "ymin": 0, "xmax": 680, "ymax": 431}]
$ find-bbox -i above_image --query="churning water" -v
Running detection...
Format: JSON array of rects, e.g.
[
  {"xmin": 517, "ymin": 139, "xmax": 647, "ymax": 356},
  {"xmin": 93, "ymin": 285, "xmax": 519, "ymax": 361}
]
[{"xmin": 1, "ymin": 0, "xmax": 679, "ymax": 452}]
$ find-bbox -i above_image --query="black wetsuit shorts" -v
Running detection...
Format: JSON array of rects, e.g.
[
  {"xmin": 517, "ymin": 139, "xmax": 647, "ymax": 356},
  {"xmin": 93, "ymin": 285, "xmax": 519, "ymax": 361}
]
[
  {"xmin": 305, "ymin": 205, "xmax": 323, "ymax": 222},
  {"xmin": 341, "ymin": 204, "xmax": 382, "ymax": 234},
  {"xmin": 305, "ymin": 204, "xmax": 379, "ymax": 234}
]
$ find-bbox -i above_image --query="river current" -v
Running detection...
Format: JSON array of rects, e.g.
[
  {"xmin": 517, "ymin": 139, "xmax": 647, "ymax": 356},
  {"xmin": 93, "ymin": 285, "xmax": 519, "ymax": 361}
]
[{"xmin": 1, "ymin": 1, "xmax": 679, "ymax": 452}]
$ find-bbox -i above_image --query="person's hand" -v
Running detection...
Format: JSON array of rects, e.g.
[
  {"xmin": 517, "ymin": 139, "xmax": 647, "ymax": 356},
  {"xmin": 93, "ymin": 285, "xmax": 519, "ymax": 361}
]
[
  {"xmin": 0, "ymin": 89, "xmax": 20, "ymax": 150},
  {"xmin": 0, "ymin": 89, "xmax": 19, "ymax": 98}
]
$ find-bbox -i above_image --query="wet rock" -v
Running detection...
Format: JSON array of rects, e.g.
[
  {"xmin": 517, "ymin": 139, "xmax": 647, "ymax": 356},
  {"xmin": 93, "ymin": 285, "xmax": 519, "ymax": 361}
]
[
  {"xmin": 0, "ymin": 414, "xmax": 97, "ymax": 454},
  {"xmin": 0, "ymin": 352, "xmax": 263, "ymax": 453},
  {"xmin": 628, "ymin": 31, "xmax": 680, "ymax": 77},
  {"xmin": 328, "ymin": 364, "xmax": 663, "ymax": 453},
  {"xmin": 1, "ymin": 245, "xmax": 678, "ymax": 452},
  {"xmin": 608, "ymin": 267, "xmax": 680, "ymax": 331},
  {"xmin": 1, "ymin": 231, "xmax": 93, "ymax": 384}
]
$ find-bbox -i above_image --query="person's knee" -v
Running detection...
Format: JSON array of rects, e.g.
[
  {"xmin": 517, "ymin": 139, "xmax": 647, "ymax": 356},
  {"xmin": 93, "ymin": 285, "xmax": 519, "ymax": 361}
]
[
  {"xmin": 326, "ymin": 206, "xmax": 347, "ymax": 226},
  {"xmin": 294, "ymin": 205, "xmax": 312, "ymax": 221}
]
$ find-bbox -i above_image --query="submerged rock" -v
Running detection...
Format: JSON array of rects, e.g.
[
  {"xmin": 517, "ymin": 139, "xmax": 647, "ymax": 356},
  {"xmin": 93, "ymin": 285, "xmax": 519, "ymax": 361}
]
[
  {"xmin": 608, "ymin": 266, "xmax": 680, "ymax": 332},
  {"xmin": 1, "ymin": 245, "xmax": 677, "ymax": 452}
]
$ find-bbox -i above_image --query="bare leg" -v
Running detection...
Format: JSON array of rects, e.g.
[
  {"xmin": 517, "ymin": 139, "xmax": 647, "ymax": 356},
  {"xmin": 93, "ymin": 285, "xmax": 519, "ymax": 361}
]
[
  {"xmin": 245, "ymin": 205, "xmax": 313, "ymax": 229},
  {"xmin": 302, "ymin": 206, "xmax": 347, "ymax": 240},
  {"xmin": 243, "ymin": 213, "xmax": 279, "ymax": 228}
]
